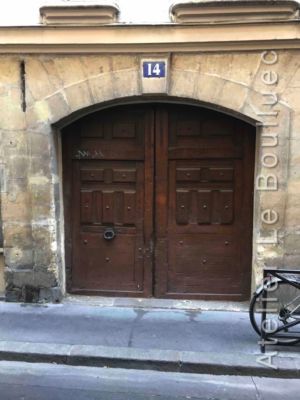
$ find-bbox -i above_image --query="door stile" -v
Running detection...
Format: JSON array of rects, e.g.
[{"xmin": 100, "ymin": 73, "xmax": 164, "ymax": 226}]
[
  {"xmin": 71, "ymin": 160, "xmax": 85, "ymax": 288},
  {"xmin": 62, "ymin": 124, "xmax": 79, "ymax": 293},
  {"xmin": 239, "ymin": 124, "xmax": 255, "ymax": 298},
  {"xmin": 143, "ymin": 109, "xmax": 155, "ymax": 296},
  {"xmin": 154, "ymin": 107, "xmax": 169, "ymax": 297}
]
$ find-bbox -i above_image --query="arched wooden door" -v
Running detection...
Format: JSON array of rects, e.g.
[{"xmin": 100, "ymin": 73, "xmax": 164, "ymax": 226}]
[{"xmin": 62, "ymin": 104, "xmax": 255, "ymax": 300}]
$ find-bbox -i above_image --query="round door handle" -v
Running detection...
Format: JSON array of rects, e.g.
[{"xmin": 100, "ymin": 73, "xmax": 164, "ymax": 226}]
[{"xmin": 103, "ymin": 228, "xmax": 116, "ymax": 241}]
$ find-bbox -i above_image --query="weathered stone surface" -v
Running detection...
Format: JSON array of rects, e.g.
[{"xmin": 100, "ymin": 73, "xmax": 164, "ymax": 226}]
[
  {"xmin": 111, "ymin": 55, "xmax": 138, "ymax": 71},
  {"xmin": 39, "ymin": 58, "xmax": 65, "ymax": 92},
  {"xmin": 172, "ymin": 54, "xmax": 200, "ymax": 72},
  {"xmin": 52, "ymin": 57, "xmax": 87, "ymax": 86},
  {"xmin": 79, "ymin": 55, "xmax": 111, "ymax": 77},
  {"xmin": 285, "ymin": 234, "xmax": 300, "ymax": 255},
  {"xmin": 218, "ymin": 80, "xmax": 249, "ymax": 112},
  {"xmin": 2, "ymin": 131, "xmax": 28, "ymax": 157},
  {"xmin": 26, "ymin": 59, "xmax": 58, "ymax": 102},
  {"xmin": 283, "ymin": 254, "xmax": 300, "ymax": 267},
  {"xmin": 4, "ymin": 248, "xmax": 33, "ymax": 270},
  {"xmin": 2, "ymin": 223, "xmax": 32, "ymax": 248},
  {"xmin": 31, "ymin": 224, "xmax": 57, "ymax": 270},
  {"xmin": 47, "ymin": 92, "xmax": 71, "ymax": 123},
  {"xmin": 29, "ymin": 132, "xmax": 51, "ymax": 156},
  {"xmin": 252, "ymin": 51, "xmax": 297, "ymax": 95},
  {"xmin": 197, "ymin": 53, "xmax": 261, "ymax": 89},
  {"xmin": 170, "ymin": 70, "xmax": 197, "ymax": 99},
  {"xmin": 281, "ymin": 87, "xmax": 300, "ymax": 110},
  {"xmin": 0, "ymin": 57, "xmax": 19, "ymax": 85},
  {"xmin": 39, "ymin": 286, "xmax": 62, "ymax": 303},
  {"xmin": 87, "ymin": 74, "xmax": 115, "ymax": 104},
  {"xmin": 6, "ymin": 268, "xmax": 57, "ymax": 288},
  {"xmin": 26, "ymin": 100, "xmax": 51, "ymax": 129},
  {"xmin": 64, "ymin": 81, "xmax": 95, "ymax": 112},
  {"xmin": 30, "ymin": 183, "xmax": 52, "ymax": 220},
  {"xmin": 0, "ymin": 88, "xmax": 26, "ymax": 131},
  {"xmin": 1, "ymin": 192, "xmax": 31, "ymax": 222},
  {"xmin": 112, "ymin": 70, "xmax": 140, "ymax": 98},
  {"xmin": 7, "ymin": 157, "xmax": 28, "ymax": 180},
  {"xmin": 0, "ymin": 50, "xmax": 300, "ymax": 302}
]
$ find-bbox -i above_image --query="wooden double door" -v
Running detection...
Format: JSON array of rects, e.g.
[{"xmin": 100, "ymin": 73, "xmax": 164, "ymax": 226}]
[{"xmin": 63, "ymin": 104, "xmax": 255, "ymax": 300}]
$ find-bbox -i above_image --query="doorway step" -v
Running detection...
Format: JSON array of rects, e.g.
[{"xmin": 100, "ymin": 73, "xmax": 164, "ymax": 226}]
[{"xmin": 64, "ymin": 294, "xmax": 249, "ymax": 312}]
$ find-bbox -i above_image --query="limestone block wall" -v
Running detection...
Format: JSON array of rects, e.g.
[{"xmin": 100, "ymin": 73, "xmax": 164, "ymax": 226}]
[{"xmin": 0, "ymin": 51, "xmax": 299, "ymax": 302}]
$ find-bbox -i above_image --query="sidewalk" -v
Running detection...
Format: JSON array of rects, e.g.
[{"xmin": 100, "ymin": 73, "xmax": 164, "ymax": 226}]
[{"xmin": 0, "ymin": 301, "xmax": 299, "ymax": 378}]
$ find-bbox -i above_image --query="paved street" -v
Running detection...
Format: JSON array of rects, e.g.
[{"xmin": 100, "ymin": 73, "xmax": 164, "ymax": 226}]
[
  {"xmin": 0, "ymin": 302, "xmax": 300, "ymax": 377},
  {"xmin": 0, "ymin": 302, "xmax": 257, "ymax": 353},
  {"xmin": 0, "ymin": 361, "xmax": 299, "ymax": 400}
]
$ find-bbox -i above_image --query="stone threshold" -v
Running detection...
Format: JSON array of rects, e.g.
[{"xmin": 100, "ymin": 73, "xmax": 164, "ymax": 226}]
[{"xmin": 64, "ymin": 294, "xmax": 249, "ymax": 312}]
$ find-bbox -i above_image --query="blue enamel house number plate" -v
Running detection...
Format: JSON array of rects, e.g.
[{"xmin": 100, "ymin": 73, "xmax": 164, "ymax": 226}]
[{"xmin": 143, "ymin": 61, "xmax": 166, "ymax": 78}]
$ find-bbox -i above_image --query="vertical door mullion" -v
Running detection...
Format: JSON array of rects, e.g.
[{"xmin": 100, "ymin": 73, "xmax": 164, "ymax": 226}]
[
  {"xmin": 143, "ymin": 108, "xmax": 155, "ymax": 296},
  {"xmin": 154, "ymin": 107, "xmax": 169, "ymax": 297}
]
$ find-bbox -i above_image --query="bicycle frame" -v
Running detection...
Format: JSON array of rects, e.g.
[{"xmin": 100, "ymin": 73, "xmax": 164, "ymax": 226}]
[{"xmin": 260, "ymin": 268, "xmax": 300, "ymax": 353}]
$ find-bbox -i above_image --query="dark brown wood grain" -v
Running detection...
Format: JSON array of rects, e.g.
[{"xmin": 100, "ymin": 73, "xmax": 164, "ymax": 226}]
[{"xmin": 62, "ymin": 104, "xmax": 255, "ymax": 300}]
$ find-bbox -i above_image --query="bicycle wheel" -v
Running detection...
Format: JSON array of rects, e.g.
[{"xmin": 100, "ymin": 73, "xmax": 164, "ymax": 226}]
[{"xmin": 249, "ymin": 279, "xmax": 300, "ymax": 345}]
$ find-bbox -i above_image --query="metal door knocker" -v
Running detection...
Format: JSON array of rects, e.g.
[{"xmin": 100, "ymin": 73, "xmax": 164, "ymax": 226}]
[{"xmin": 103, "ymin": 228, "xmax": 116, "ymax": 241}]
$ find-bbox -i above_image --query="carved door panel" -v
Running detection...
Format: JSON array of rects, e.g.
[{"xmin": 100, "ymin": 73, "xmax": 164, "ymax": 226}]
[
  {"xmin": 63, "ymin": 104, "xmax": 254, "ymax": 299},
  {"xmin": 154, "ymin": 105, "xmax": 254, "ymax": 300},
  {"xmin": 63, "ymin": 106, "xmax": 154, "ymax": 296}
]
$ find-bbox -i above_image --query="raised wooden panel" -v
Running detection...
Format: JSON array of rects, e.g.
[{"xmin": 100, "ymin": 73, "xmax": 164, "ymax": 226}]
[
  {"xmin": 210, "ymin": 168, "xmax": 233, "ymax": 182},
  {"xmin": 80, "ymin": 189, "xmax": 138, "ymax": 226},
  {"xmin": 80, "ymin": 115, "xmax": 104, "ymax": 138},
  {"xmin": 78, "ymin": 162, "xmax": 139, "ymax": 228},
  {"xmin": 202, "ymin": 119, "xmax": 233, "ymax": 136},
  {"xmin": 176, "ymin": 166, "xmax": 234, "ymax": 183},
  {"xmin": 177, "ymin": 120, "xmax": 200, "ymax": 136},
  {"xmin": 102, "ymin": 191, "xmax": 114, "ymax": 223},
  {"xmin": 166, "ymin": 227, "xmax": 241, "ymax": 295},
  {"xmin": 123, "ymin": 191, "xmax": 136, "ymax": 225},
  {"xmin": 80, "ymin": 191, "xmax": 93, "ymax": 223},
  {"xmin": 113, "ymin": 122, "xmax": 136, "ymax": 138},
  {"xmin": 71, "ymin": 106, "xmax": 146, "ymax": 161},
  {"xmin": 176, "ymin": 168, "xmax": 200, "ymax": 182},
  {"xmin": 174, "ymin": 161, "xmax": 235, "ymax": 227},
  {"xmin": 94, "ymin": 191, "xmax": 103, "ymax": 223},
  {"xmin": 175, "ymin": 188, "xmax": 234, "ymax": 226},
  {"xmin": 176, "ymin": 190, "xmax": 190, "ymax": 224},
  {"xmin": 197, "ymin": 190, "xmax": 212, "ymax": 224},
  {"xmin": 168, "ymin": 107, "xmax": 242, "ymax": 160},
  {"xmin": 113, "ymin": 169, "xmax": 136, "ymax": 183},
  {"xmin": 169, "ymin": 234, "xmax": 235, "ymax": 273},
  {"xmin": 220, "ymin": 190, "xmax": 234, "ymax": 224},
  {"xmin": 74, "ymin": 232, "xmax": 143, "ymax": 291},
  {"xmin": 80, "ymin": 169, "xmax": 104, "ymax": 181}
]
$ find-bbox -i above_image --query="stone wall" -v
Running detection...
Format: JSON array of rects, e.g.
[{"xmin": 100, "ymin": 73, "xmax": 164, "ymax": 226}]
[{"xmin": 0, "ymin": 51, "xmax": 299, "ymax": 302}]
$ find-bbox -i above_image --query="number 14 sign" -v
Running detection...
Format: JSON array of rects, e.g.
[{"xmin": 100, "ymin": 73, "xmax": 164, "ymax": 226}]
[{"xmin": 143, "ymin": 61, "xmax": 166, "ymax": 78}]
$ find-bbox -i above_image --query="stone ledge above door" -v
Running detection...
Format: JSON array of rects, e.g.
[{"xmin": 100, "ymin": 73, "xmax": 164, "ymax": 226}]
[
  {"xmin": 40, "ymin": 2, "xmax": 119, "ymax": 26},
  {"xmin": 170, "ymin": 0, "xmax": 299, "ymax": 24}
]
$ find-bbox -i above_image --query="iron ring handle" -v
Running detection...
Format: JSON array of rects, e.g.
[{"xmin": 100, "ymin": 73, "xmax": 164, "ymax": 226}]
[{"xmin": 103, "ymin": 228, "xmax": 116, "ymax": 241}]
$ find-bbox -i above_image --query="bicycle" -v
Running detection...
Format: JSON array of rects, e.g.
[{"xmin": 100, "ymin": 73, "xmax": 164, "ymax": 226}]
[{"xmin": 249, "ymin": 268, "xmax": 300, "ymax": 349}]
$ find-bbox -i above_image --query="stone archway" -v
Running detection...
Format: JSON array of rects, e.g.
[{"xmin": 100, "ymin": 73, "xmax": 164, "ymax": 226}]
[{"xmin": 3, "ymin": 53, "xmax": 292, "ymax": 302}]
